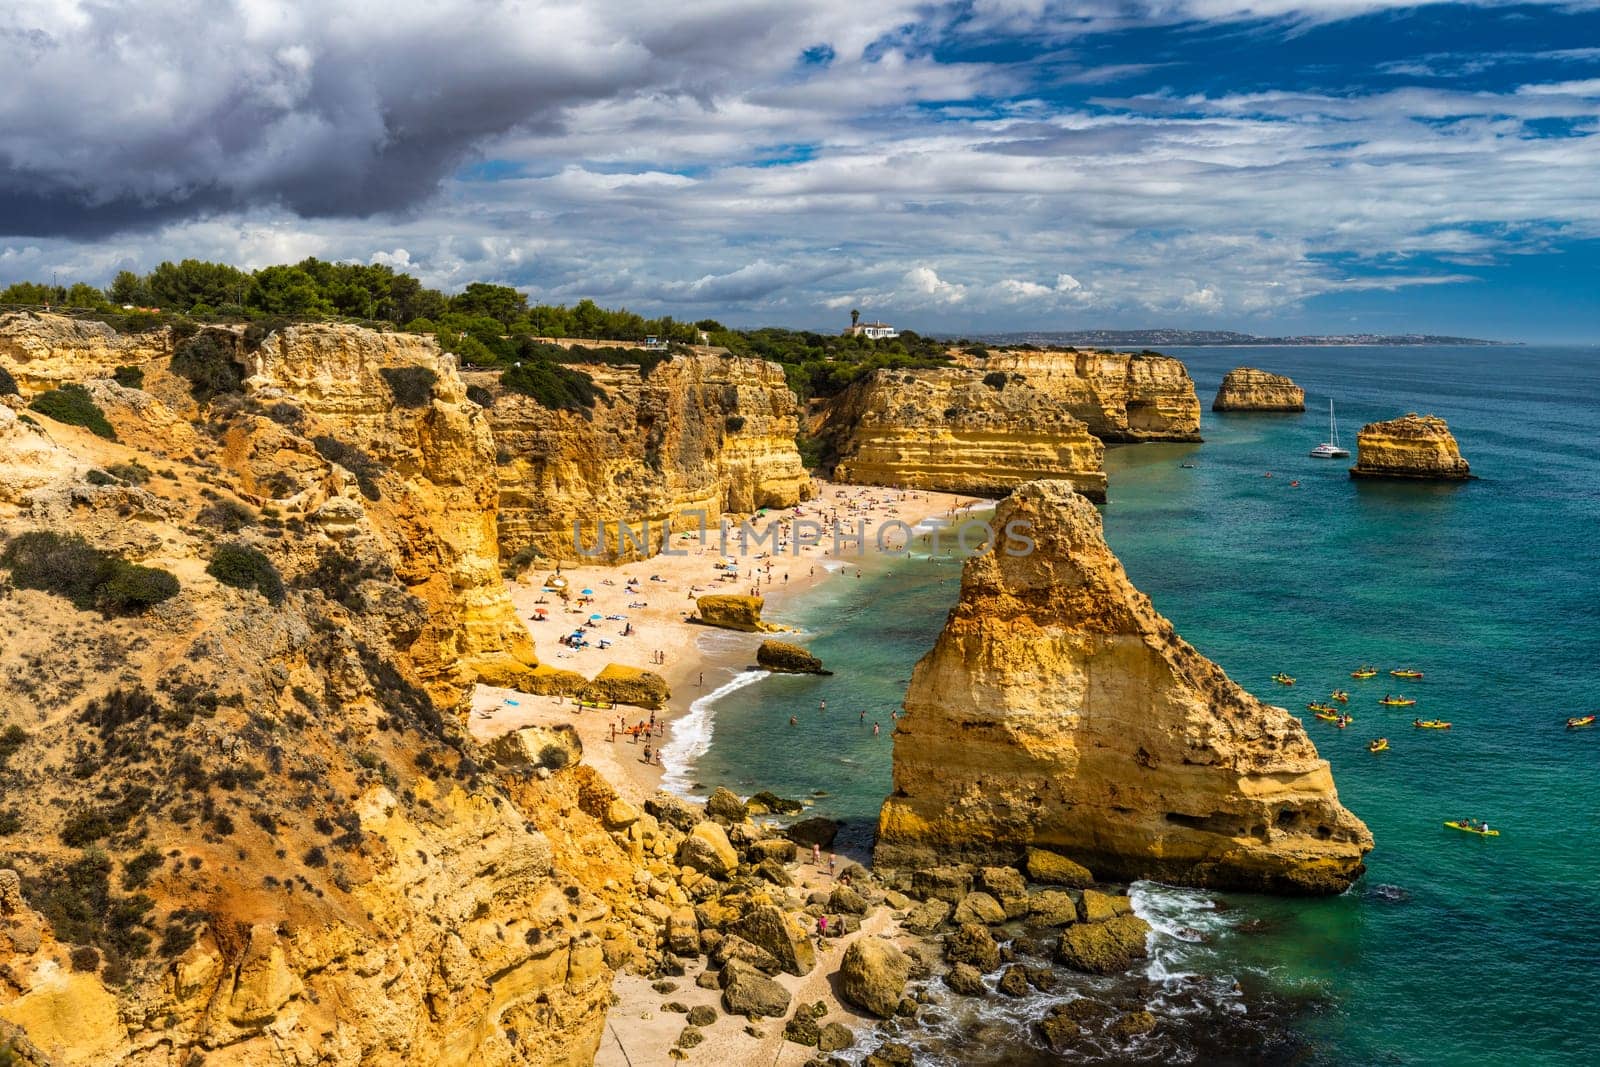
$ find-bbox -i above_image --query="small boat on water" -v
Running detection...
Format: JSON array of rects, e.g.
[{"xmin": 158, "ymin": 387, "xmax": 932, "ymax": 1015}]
[
  {"xmin": 1351, "ymin": 666, "xmax": 1379, "ymax": 679},
  {"xmin": 1272, "ymin": 673, "xmax": 1296, "ymax": 685},
  {"xmin": 1413, "ymin": 719, "xmax": 1452, "ymax": 730},
  {"xmin": 1330, "ymin": 690, "xmax": 1350, "ymax": 703},
  {"xmin": 1314, "ymin": 710, "xmax": 1342, "ymax": 722},
  {"xmin": 1566, "ymin": 715, "xmax": 1596, "ymax": 729},
  {"xmin": 1307, "ymin": 702, "xmax": 1337, "ymax": 714},
  {"xmin": 1390, "ymin": 669, "xmax": 1425, "ymax": 679},
  {"xmin": 1310, "ymin": 399, "xmax": 1352, "ymax": 459},
  {"xmin": 1369, "ymin": 738, "xmax": 1389, "ymax": 752},
  {"xmin": 1379, "ymin": 696, "xmax": 1417, "ymax": 707},
  {"xmin": 1445, "ymin": 820, "xmax": 1500, "ymax": 837}
]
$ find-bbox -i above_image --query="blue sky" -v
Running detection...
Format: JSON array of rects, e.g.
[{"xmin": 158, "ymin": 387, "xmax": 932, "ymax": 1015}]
[{"xmin": 2, "ymin": 1, "xmax": 1597, "ymax": 340}]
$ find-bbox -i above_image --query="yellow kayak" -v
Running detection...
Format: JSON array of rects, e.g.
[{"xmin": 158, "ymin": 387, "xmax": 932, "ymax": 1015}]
[
  {"xmin": 1314, "ymin": 711, "xmax": 1341, "ymax": 722},
  {"xmin": 1369, "ymin": 738, "xmax": 1389, "ymax": 752},
  {"xmin": 1391, "ymin": 669, "xmax": 1425, "ymax": 679},
  {"xmin": 1272, "ymin": 673, "xmax": 1295, "ymax": 685},
  {"xmin": 1330, "ymin": 690, "xmax": 1350, "ymax": 703},
  {"xmin": 1351, "ymin": 667, "xmax": 1379, "ymax": 679},
  {"xmin": 1413, "ymin": 720, "xmax": 1452, "ymax": 730},
  {"xmin": 576, "ymin": 699, "xmax": 615, "ymax": 710},
  {"xmin": 1379, "ymin": 697, "xmax": 1416, "ymax": 707},
  {"xmin": 1307, "ymin": 702, "xmax": 1337, "ymax": 714},
  {"xmin": 1445, "ymin": 821, "xmax": 1500, "ymax": 837},
  {"xmin": 1567, "ymin": 715, "xmax": 1596, "ymax": 729}
]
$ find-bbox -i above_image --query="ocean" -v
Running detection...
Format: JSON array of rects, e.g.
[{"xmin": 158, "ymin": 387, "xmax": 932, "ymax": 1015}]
[{"xmin": 670, "ymin": 344, "xmax": 1600, "ymax": 1065}]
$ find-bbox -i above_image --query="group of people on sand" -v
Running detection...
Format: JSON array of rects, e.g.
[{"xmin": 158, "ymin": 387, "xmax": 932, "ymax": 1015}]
[{"xmin": 610, "ymin": 713, "xmax": 665, "ymax": 764}]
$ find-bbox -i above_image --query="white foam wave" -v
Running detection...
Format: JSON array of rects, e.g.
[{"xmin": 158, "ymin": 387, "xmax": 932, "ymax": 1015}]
[{"xmin": 659, "ymin": 669, "xmax": 769, "ymax": 794}]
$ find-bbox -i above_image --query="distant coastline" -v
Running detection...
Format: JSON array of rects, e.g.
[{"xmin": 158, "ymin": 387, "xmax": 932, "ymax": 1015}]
[{"xmin": 976, "ymin": 329, "xmax": 1518, "ymax": 347}]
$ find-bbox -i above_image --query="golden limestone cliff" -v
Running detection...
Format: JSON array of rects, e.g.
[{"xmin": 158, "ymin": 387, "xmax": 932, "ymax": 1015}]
[
  {"xmin": 0, "ymin": 320, "xmax": 620, "ymax": 1064},
  {"xmin": 971, "ymin": 349, "xmax": 1201, "ymax": 442},
  {"xmin": 240, "ymin": 323, "xmax": 556, "ymax": 695},
  {"xmin": 1350, "ymin": 413, "xmax": 1473, "ymax": 480},
  {"xmin": 478, "ymin": 348, "xmax": 811, "ymax": 564},
  {"xmin": 876, "ymin": 480, "xmax": 1373, "ymax": 894},
  {"xmin": 0, "ymin": 311, "xmax": 170, "ymax": 393},
  {"xmin": 1212, "ymin": 367, "xmax": 1306, "ymax": 412},
  {"xmin": 821, "ymin": 367, "xmax": 1108, "ymax": 502}
]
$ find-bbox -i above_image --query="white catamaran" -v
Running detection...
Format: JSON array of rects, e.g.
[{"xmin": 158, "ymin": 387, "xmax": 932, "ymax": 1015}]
[{"xmin": 1310, "ymin": 398, "xmax": 1351, "ymax": 458}]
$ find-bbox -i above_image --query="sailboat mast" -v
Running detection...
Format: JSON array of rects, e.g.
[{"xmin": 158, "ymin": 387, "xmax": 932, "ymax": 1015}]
[{"xmin": 1329, "ymin": 398, "xmax": 1339, "ymax": 447}]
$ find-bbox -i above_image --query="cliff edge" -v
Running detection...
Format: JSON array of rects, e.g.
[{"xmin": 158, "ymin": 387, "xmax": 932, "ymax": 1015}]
[
  {"xmin": 876, "ymin": 480, "xmax": 1372, "ymax": 894},
  {"xmin": 1350, "ymin": 413, "xmax": 1473, "ymax": 480}
]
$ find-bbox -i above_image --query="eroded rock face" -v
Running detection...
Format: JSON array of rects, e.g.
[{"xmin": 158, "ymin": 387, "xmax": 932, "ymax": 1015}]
[
  {"xmin": 695, "ymin": 594, "xmax": 775, "ymax": 632},
  {"xmin": 971, "ymin": 349, "xmax": 1201, "ymax": 442},
  {"xmin": 1350, "ymin": 413, "xmax": 1473, "ymax": 480},
  {"xmin": 823, "ymin": 367, "xmax": 1107, "ymax": 501},
  {"xmin": 0, "ymin": 312, "xmax": 168, "ymax": 394},
  {"xmin": 243, "ymin": 324, "xmax": 552, "ymax": 698},
  {"xmin": 480, "ymin": 348, "xmax": 811, "ymax": 565},
  {"xmin": 875, "ymin": 480, "xmax": 1373, "ymax": 894},
  {"xmin": 1212, "ymin": 368, "xmax": 1305, "ymax": 412}
]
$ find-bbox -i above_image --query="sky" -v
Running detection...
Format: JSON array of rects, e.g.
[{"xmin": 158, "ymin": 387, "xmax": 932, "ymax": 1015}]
[{"xmin": 2, "ymin": 1, "xmax": 1598, "ymax": 341}]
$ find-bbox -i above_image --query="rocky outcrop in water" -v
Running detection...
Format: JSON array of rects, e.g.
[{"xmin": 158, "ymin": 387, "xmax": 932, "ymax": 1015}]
[
  {"xmin": 1350, "ymin": 413, "xmax": 1473, "ymax": 480},
  {"xmin": 479, "ymin": 349, "xmax": 811, "ymax": 564},
  {"xmin": 757, "ymin": 640, "xmax": 829, "ymax": 674},
  {"xmin": 970, "ymin": 349, "xmax": 1201, "ymax": 443},
  {"xmin": 875, "ymin": 479, "xmax": 1373, "ymax": 894},
  {"xmin": 821, "ymin": 367, "xmax": 1107, "ymax": 501},
  {"xmin": 1212, "ymin": 368, "xmax": 1305, "ymax": 412},
  {"xmin": 695, "ymin": 593, "xmax": 777, "ymax": 632}
]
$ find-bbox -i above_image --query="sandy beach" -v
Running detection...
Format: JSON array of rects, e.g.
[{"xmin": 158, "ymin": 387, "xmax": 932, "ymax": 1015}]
[{"xmin": 469, "ymin": 481, "xmax": 989, "ymax": 803}]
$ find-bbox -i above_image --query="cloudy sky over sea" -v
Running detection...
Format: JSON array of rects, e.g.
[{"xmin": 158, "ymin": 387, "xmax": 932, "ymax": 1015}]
[{"xmin": 3, "ymin": 1, "xmax": 1597, "ymax": 339}]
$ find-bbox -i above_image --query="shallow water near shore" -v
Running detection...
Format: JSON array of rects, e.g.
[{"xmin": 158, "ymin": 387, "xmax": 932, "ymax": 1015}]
[{"xmin": 682, "ymin": 344, "xmax": 1600, "ymax": 1065}]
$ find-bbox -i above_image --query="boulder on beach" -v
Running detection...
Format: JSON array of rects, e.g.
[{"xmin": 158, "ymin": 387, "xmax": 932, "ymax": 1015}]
[
  {"xmin": 734, "ymin": 904, "xmax": 815, "ymax": 976},
  {"xmin": 952, "ymin": 891, "xmax": 1006, "ymax": 926},
  {"xmin": 975, "ymin": 866, "xmax": 1029, "ymax": 919},
  {"xmin": 705, "ymin": 786, "xmax": 748, "ymax": 822},
  {"xmin": 677, "ymin": 822, "xmax": 739, "ymax": 879},
  {"xmin": 1027, "ymin": 889, "xmax": 1080, "ymax": 927},
  {"xmin": 901, "ymin": 897, "xmax": 952, "ymax": 936},
  {"xmin": 720, "ymin": 957, "xmax": 791, "ymax": 1017},
  {"xmin": 748, "ymin": 790, "xmax": 805, "ymax": 815},
  {"xmin": 783, "ymin": 816, "xmax": 841, "ymax": 849},
  {"xmin": 943, "ymin": 961, "xmax": 987, "ymax": 995},
  {"xmin": 838, "ymin": 936, "xmax": 911, "ymax": 1018},
  {"xmin": 578, "ymin": 663, "xmax": 669, "ymax": 709},
  {"xmin": 1056, "ymin": 914, "xmax": 1151, "ymax": 974},
  {"xmin": 1025, "ymin": 848, "xmax": 1094, "ymax": 888},
  {"xmin": 485, "ymin": 724, "xmax": 582, "ymax": 771},
  {"xmin": 756, "ymin": 639, "xmax": 831, "ymax": 674},
  {"xmin": 943, "ymin": 923, "xmax": 1000, "ymax": 972},
  {"xmin": 1078, "ymin": 889, "xmax": 1133, "ymax": 924},
  {"xmin": 694, "ymin": 594, "xmax": 776, "ymax": 632}
]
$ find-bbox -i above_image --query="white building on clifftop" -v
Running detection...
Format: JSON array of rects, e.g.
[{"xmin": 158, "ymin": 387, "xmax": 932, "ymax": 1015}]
[{"xmin": 843, "ymin": 310, "xmax": 898, "ymax": 340}]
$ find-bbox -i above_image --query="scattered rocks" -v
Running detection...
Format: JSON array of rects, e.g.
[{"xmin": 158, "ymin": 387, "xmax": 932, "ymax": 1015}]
[
  {"xmin": 838, "ymin": 936, "xmax": 911, "ymax": 1019},
  {"xmin": 828, "ymin": 884, "xmax": 869, "ymax": 915},
  {"xmin": 705, "ymin": 786, "xmax": 748, "ymax": 822},
  {"xmin": 1056, "ymin": 914, "xmax": 1151, "ymax": 974},
  {"xmin": 1027, "ymin": 889, "xmax": 1080, "ymax": 926},
  {"xmin": 666, "ymin": 908, "xmax": 701, "ymax": 957},
  {"xmin": 1078, "ymin": 889, "xmax": 1133, "ymax": 924},
  {"xmin": 734, "ymin": 904, "xmax": 816, "ymax": 976},
  {"xmin": 749, "ymin": 791, "xmax": 805, "ymax": 815},
  {"xmin": 911, "ymin": 865, "xmax": 972, "ymax": 904},
  {"xmin": 677, "ymin": 1026, "xmax": 705, "ymax": 1049},
  {"xmin": 783, "ymin": 1013, "xmax": 821, "ymax": 1046},
  {"xmin": 662, "ymin": 1001, "xmax": 690, "ymax": 1014},
  {"xmin": 943, "ymin": 962, "xmax": 987, "ymax": 995},
  {"xmin": 818, "ymin": 1021, "xmax": 854, "ymax": 1052},
  {"xmin": 951, "ymin": 891, "xmax": 1005, "ymax": 926},
  {"xmin": 683, "ymin": 1004, "xmax": 715, "ymax": 1027},
  {"xmin": 677, "ymin": 822, "xmax": 739, "ymax": 879},
  {"xmin": 943, "ymin": 923, "xmax": 1000, "ymax": 972},
  {"xmin": 646, "ymin": 792, "xmax": 704, "ymax": 833},
  {"xmin": 720, "ymin": 958, "xmax": 791, "ymax": 1018},
  {"xmin": 975, "ymin": 866, "xmax": 1029, "ymax": 919},
  {"xmin": 747, "ymin": 838, "xmax": 798, "ymax": 863},
  {"xmin": 485, "ymin": 724, "xmax": 583, "ymax": 771},
  {"xmin": 997, "ymin": 965, "xmax": 1030, "ymax": 997},
  {"xmin": 1110, "ymin": 1010, "xmax": 1158, "ymax": 1039},
  {"xmin": 1025, "ymin": 848, "xmax": 1093, "ymax": 888},
  {"xmin": 900, "ymin": 898, "xmax": 951, "ymax": 936}
]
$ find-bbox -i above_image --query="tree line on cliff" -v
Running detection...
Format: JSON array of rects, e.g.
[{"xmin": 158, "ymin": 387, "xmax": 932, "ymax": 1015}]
[{"xmin": 0, "ymin": 258, "xmax": 953, "ymax": 401}]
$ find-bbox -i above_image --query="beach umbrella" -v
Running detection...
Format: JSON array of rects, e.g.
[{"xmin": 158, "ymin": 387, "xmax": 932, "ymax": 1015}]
[
  {"xmin": 590, "ymin": 614, "xmax": 602, "ymax": 621},
  {"xmin": 581, "ymin": 588, "xmax": 594, "ymax": 595}
]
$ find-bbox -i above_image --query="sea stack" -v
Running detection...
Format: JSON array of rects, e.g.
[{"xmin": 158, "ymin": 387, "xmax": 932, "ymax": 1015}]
[
  {"xmin": 1211, "ymin": 367, "xmax": 1306, "ymax": 412},
  {"xmin": 875, "ymin": 480, "xmax": 1373, "ymax": 895},
  {"xmin": 1350, "ymin": 413, "xmax": 1473, "ymax": 480}
]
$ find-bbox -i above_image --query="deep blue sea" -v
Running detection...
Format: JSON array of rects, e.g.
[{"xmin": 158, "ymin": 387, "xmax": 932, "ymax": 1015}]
[{"xmin": 675, "ymin": 345, "xmax": 1600, "ymax": 1065}]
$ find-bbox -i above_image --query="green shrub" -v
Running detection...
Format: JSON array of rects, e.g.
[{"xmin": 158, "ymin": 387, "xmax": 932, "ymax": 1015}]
[
  {"xmin": 0, "ymin": 809, "xmax": 20, "ymax": 834},
  {"xmin": 98, "ymin": 563, "xmax": 180, "ymax": 615},
  {"xmin": 26, "ymin": 850, "xmax": 155, "ymax": 977},
  {"xmin": 312, "ymin": 436, "xmax": 383, "ymax": 501},
  {"xmin": 61, "ymin": 805, "xmax": 113, "ymax": 846},
  {"xmin": 86, "ymin": 469, "xmax": 117, "ymax": 486},
  {"xmin": 465, "ymin": 383, "xmax": 494, "ymax": 408},
  {"xmin": 29, "ymin": 384, "xmax": 116, "ymax": 439},
  {"xmin": 0, "ymin": 531, "xmax": 179, "ymax": 615},
  {"xmin": 0, "ymin": 365, "xmax": 16, "ymax": 396},
  {"xmin": 70, "ymin": 945, "xmax": 101, "ymax": 972},
  {"xmin": 379, "ymin": 366, "xmax": 438, "ymax": 408},
  {"xmin": 206, "ymin": 543, "xmax": 285, "ymax": 605},
  {"xmin": 0, "ymin": 724, "xmax": 28, "ymax": 771},
  {"xmin": 170, "ymin": 331, "xmax": 243, "ymax": 402},
  {"xmin": 106, "ymin": 460, "xmax": 152, "ymax": 484},
  {"xmin": 982, "ymin": 371, "xmax": 1008, "ymax": 390},
  {"xmin": 197, "ymin": 498, "xmax": 255, "ymax": 532},
  {"xmin": 121, "ymin": 848, "xmax": 164, "ymax": 890},
  {"xmin": 500, "ymin": 361, "xmax": 604, "ymax": 413},
  {"xmin": 112, "ymin": 365, "xmax": 145, "ymax": 389}
]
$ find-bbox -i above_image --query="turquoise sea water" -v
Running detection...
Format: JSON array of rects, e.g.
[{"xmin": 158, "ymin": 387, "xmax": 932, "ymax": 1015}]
[{"xmin": 679, "ymin": 345, "xmax": 1600, "ymax": 1065}]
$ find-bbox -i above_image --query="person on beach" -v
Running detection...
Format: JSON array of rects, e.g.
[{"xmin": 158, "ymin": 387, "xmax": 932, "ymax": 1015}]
[
  {"xmin": 828, "ymin": 854, "xmax": 836, "ymax": 877},
  {"xmin": 608, "ymin": 724, "xmax": 615, "ymax": 742},
  {"xmin": 812, "ymin": 843, "xmax": 822, "ymax": 866},
  {"xmin": 698, "ymin": 672, "xmax": 704, "ymax": 686},
  {"xmin": 642, "ymin": 743, "xmax": 652, "ymax": 763},
  {"xmin": 817, "ymin": 915, "xmax": 828, "ymax": 938}
]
